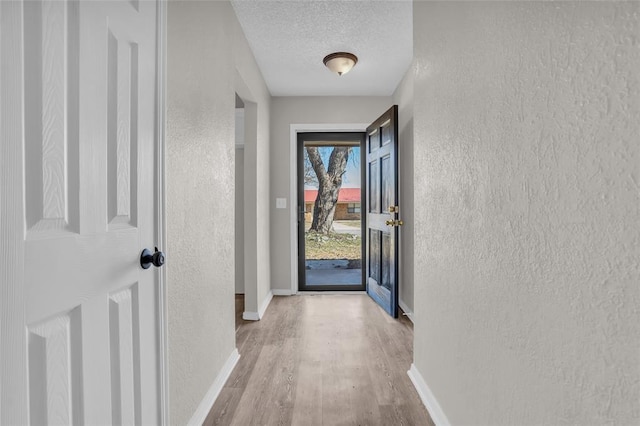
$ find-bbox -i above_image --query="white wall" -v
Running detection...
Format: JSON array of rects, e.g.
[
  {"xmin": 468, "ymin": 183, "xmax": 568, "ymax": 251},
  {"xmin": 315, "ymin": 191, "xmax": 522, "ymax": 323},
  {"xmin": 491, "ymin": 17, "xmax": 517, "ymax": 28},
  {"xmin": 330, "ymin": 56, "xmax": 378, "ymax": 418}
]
[
  {"xmin": 412, "ymin": 2, "xmax": 639, "ymax": 424},
  {"xmin": 232, "ymin": 7, "xmax": 273, "ymax": 317},
  {"xmin": 269, "ymin": 96, "xmax": 392, "ymax": 292},
  {"xmin": 166, "ymin": 2, "xmax": 270, "ymax": 423},
  {"xmin": 393, "ymin": 66, "xmax": 415, "ymax": 316}
]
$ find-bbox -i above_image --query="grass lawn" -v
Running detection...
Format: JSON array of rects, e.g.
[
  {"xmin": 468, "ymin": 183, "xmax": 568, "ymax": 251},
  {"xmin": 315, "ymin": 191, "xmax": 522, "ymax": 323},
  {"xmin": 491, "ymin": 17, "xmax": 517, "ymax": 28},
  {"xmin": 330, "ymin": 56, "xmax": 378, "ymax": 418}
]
[{"xmin": 305, "ymin": 231, "xmax": 361, "ymax": 260}]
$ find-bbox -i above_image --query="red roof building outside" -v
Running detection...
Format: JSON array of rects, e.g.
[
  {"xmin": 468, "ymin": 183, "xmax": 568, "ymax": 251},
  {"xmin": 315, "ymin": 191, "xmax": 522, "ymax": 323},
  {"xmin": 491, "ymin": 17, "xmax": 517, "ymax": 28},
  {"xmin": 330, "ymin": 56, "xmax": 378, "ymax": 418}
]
[{"xmin": 304, "ymin": 188, "xmax": 361, "ymax": 203}]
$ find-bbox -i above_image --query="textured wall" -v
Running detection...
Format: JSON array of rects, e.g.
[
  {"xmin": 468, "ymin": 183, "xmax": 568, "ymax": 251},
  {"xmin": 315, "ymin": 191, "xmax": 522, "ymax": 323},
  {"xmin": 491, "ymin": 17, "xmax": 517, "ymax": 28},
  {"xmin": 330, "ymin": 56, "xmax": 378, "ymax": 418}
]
[
  {"xmin": 412, "ymin": 2, "xmax": 639, "ymax": 424},
  {"xmin": 232, "ymin": 3, "xmax": 273, "ymax": 313},
  {"xmin": 393, "ymin": 66, "xmax": 415, "ymax": 314},
  {"xmin": 166, "ymin": 2, "xmax": 270, "ymax": 423},
  {"xmin": 270, "ymin": 97, "xmax": 392, "ymax": 291}
]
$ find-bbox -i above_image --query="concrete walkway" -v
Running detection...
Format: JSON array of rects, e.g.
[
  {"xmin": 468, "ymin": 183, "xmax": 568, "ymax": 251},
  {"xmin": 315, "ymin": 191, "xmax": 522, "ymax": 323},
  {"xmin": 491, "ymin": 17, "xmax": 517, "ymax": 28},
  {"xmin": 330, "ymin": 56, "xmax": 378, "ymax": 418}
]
[
  {"xmin": 305, "ymin": 268, "xmax": 362, "ymax": 286},
  {"xmin": 305, "ymin": 259, "xmax": 362, "ymax": 286},
  {"xmin": 331, "ymin": 221, "xmax": 361, "ymax": 235}
]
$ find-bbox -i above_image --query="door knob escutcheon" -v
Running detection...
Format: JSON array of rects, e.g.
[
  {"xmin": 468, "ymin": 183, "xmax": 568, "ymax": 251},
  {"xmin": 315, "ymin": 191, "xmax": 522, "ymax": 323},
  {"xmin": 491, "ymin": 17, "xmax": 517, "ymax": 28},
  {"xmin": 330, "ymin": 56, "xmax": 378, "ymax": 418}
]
[{"xmin": 140, "ymin": 247, "xmax": 165, "ymax": 269}]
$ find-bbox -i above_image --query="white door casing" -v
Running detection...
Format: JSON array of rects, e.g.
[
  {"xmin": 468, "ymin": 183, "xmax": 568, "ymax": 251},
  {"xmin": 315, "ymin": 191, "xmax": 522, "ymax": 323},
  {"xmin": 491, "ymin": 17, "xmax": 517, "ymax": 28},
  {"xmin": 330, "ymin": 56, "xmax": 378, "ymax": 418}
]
[{"xmin": 1, "ymin": 1, "xmax": 165, "ymax": 424}]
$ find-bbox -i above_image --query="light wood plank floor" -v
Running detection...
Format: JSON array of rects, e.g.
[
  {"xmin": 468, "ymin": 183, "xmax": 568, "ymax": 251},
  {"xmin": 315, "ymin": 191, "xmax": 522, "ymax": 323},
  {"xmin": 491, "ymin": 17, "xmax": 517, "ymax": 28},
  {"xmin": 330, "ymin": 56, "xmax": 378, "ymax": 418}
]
[
  {"xmin": 235, "ymin": 294, "xmax": 244, "ymax": 331},
  {"xmin": 205, "ymin": 295, "xmax": 434, "ymax": 426}
]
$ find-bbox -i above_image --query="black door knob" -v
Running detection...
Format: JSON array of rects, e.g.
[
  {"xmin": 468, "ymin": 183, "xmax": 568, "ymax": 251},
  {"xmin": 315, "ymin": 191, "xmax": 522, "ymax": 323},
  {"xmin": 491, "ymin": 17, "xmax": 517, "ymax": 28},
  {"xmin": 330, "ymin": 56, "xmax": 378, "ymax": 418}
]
[{"xmin": 140, "ymin": 247, "xmax": 165, "ymax": 269}]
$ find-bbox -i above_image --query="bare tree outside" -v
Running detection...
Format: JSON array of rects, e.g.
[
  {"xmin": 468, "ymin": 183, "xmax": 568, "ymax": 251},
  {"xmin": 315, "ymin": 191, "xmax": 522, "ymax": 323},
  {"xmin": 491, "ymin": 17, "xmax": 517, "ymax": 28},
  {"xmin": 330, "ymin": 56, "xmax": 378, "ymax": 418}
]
[
  {"xmin": 303, "ymin": 154, "xmax": 318, "ymax": 186},
  {"xmin": 306, "ymin": 146, "xmax": 351, "ymax": 233}
]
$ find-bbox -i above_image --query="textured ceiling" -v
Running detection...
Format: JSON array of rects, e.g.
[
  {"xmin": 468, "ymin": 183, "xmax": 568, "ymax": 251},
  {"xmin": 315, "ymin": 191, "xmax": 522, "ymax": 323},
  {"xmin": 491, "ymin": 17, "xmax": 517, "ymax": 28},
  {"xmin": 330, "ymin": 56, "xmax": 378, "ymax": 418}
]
[{"xmin": 231, "ymin": 0, "xmax": 413, "ymax": 97}]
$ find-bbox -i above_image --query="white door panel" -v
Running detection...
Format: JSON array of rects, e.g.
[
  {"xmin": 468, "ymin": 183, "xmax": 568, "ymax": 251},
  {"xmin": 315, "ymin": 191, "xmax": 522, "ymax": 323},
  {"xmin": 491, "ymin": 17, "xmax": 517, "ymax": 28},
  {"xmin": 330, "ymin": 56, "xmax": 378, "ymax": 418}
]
[{"xmin": 1, "ymin": 1, "xmax": 163, "ymax": 424}]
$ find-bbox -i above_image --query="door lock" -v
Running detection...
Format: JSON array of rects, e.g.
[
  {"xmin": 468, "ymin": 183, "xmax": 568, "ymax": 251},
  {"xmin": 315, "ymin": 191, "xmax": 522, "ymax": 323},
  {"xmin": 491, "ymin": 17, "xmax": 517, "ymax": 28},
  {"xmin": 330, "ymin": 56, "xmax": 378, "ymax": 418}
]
[{"xmin": 388, "ymin": 205, "xmax": 399, "ymax": 214}]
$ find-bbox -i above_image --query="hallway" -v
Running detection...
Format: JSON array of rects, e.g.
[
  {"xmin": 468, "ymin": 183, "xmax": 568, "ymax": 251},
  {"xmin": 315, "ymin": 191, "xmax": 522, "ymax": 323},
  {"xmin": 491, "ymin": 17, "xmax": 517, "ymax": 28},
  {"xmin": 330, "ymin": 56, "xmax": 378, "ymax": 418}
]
[{"xmin": 205, "ymin": 295, "xmax": 434, "ymax": 425}]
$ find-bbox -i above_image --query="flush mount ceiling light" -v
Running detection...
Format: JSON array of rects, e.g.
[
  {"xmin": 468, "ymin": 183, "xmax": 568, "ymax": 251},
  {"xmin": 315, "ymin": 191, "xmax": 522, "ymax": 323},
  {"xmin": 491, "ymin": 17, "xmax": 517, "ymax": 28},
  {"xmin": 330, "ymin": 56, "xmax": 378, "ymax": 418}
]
[{"xmin": 323, "ymin": 52, "xmax": 358, "ymax": 76}]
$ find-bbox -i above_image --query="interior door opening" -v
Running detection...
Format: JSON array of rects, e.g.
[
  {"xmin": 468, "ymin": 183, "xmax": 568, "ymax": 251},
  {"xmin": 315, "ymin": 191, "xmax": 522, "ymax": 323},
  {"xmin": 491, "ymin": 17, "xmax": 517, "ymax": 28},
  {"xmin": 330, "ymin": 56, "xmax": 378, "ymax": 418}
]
[
  {"xmin": 298, "ymin": 132, "xmax": 366, "ymax": 291},
  {"xmin": 234, "ymin": 93, "xmax": 245, "ymax": 329}
]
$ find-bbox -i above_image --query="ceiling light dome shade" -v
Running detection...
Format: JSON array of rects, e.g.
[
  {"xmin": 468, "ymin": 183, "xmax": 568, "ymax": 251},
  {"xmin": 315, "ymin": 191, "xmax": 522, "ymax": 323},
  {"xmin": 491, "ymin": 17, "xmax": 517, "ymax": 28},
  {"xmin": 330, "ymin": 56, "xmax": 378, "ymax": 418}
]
[{"xmin": 323, "ymin": 52, "xmax": 358, "ymax": 76}]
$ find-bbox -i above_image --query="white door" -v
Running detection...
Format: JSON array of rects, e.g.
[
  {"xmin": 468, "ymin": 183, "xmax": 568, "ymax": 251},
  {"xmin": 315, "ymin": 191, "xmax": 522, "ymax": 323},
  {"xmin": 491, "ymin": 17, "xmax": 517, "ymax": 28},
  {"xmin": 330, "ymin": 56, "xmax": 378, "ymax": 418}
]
[{"xmin": 1, "ymin": 1, "xmax": 164, "ymax": 425}]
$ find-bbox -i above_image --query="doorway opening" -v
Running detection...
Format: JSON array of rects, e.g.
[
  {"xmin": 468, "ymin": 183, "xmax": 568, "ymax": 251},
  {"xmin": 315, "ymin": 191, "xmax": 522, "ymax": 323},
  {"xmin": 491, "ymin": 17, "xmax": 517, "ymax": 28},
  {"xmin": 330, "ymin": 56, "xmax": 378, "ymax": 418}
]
[
  {"xmin": 297, "ymin": 132, "xmax": 366, "ymax": 291},
  {"xmin": 234, "ymin": 93, "xmax": 245, "ymax": 328}
]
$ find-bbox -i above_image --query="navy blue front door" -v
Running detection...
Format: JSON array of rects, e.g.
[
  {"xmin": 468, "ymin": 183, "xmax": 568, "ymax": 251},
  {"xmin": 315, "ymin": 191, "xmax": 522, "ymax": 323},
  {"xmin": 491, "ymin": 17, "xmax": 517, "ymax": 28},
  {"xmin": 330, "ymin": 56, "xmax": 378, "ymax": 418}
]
[{"xmin": 365, "ymin": 106, "xmax": 399, "ymax": 317}]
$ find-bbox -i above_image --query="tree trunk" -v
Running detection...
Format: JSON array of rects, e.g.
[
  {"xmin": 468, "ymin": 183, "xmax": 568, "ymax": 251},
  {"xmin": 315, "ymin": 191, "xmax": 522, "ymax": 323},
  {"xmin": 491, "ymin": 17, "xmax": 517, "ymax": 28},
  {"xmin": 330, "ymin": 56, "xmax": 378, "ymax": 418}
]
[{"xmin": 306, "ymin": 146, "xmax": 350, "ymax": 233}]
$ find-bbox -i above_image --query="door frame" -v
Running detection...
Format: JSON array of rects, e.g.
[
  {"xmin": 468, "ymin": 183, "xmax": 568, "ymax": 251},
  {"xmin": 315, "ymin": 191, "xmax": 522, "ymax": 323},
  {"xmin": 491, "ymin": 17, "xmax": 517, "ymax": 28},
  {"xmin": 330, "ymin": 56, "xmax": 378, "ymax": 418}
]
[
  {"xmin": 288, "ymin": 124, "xmax": 369, "ymax": 295},
  {"xmin": 155, "ymin": 1, "xmax": 169, "ymax": 424},
  {"xmin": 297, "ymin": 132, "xmax": 366, "ymax": 292}
]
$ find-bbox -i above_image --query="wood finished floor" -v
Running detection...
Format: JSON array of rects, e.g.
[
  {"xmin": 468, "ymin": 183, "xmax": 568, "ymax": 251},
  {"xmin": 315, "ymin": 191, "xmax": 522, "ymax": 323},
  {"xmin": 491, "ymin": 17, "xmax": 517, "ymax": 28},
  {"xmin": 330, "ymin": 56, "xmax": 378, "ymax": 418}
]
[
  {"xmin": 235, "ymin": 294, "xmax": 244, "ymax": 331},
  {"xmin": 205, "ymin": 295, "xmax": 434, "ymax": 426}
]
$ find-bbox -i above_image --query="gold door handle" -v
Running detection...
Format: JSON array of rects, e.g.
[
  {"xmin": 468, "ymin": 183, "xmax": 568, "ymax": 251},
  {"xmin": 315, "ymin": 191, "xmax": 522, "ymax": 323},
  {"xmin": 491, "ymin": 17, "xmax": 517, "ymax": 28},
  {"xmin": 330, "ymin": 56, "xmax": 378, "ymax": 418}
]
[{"xmin": 385, "ymin": 220, "xmax": 404, "ymax": 227}]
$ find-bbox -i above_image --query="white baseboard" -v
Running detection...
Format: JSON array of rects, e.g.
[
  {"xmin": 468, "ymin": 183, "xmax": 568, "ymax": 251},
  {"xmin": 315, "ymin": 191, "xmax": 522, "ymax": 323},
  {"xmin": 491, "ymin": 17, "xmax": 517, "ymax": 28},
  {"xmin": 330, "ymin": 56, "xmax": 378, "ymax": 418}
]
[
  {"xmin": 242, "ymin": 311, "xmax": 259, "ymax": 321},
  {"xmin": 272, "ymin": 289, "xmax": 293, "ymax": 296},
  {"xmin": 242, "ymin": 290, "xmax": 273, "ymax": 321},
  {"xmin": 187, "ymin": 348, "xmax": 241, "ymax": 426},
  {"xmin": 407, "ymin": 364, "xmax": 450, "ymax": 426},
  {"xmin": 398, "ymin": 299, "xmax": 414, "ymax": 323},
  {"xmin": 258, "ymin": 290, "xmax": 273, "ymax": 318}
]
